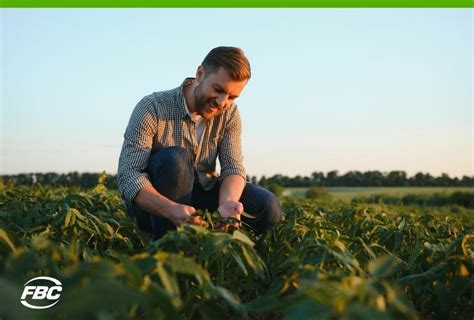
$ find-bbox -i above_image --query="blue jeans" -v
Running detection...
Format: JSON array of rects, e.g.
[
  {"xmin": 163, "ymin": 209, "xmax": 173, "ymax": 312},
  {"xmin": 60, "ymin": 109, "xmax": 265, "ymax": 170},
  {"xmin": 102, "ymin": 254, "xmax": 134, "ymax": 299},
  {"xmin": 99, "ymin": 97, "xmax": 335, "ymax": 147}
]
[{"xmin": 127, "ymin": 146, "xmax": 281, "ymax": 241}]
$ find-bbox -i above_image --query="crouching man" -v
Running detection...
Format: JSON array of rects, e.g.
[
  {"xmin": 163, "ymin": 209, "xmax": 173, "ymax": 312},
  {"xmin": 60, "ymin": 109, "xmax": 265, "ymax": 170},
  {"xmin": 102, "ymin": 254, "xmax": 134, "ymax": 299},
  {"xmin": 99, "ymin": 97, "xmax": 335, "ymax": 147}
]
[{"xmin": 117, "ymin": 46, "xmax": 281, "ymax": 241}]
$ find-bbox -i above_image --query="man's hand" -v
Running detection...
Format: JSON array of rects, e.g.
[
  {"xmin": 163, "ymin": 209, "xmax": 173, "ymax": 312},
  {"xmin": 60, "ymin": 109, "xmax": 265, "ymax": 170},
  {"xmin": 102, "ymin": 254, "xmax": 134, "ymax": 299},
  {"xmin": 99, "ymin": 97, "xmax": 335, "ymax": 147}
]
[
  {"xmin": 134, "ymin": 185, "xmax": 201, "ymax": 227},
  {"xmin": 218, "ymin": 200, "xmax": 243, "ymax": 230},
  {"xmin": 165, "ymin": 203, "xmax": 200, "ymax": 227},
  {"xmin": 217, "ymin": 175, "xmax": 246, "ymax": 231}
]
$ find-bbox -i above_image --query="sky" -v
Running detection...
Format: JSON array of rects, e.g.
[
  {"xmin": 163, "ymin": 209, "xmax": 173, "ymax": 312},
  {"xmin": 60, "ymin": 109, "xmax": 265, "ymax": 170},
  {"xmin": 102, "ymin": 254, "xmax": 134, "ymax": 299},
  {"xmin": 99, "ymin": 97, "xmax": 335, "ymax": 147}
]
[{"xmin": 1, "ymin": 9, "xmax": 473, "ymax": 178}]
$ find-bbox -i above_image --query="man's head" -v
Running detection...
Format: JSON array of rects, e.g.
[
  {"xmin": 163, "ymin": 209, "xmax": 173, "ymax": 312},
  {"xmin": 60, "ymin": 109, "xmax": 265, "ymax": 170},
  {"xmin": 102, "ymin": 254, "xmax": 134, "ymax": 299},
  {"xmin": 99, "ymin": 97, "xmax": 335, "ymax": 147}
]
[
  {"xmin": 201, "ymin": 46, "xmax": 251, "ymax": 82},
  {"xmin": 192, "ymin": 46, "xmax": 251, "ymax": 120}
]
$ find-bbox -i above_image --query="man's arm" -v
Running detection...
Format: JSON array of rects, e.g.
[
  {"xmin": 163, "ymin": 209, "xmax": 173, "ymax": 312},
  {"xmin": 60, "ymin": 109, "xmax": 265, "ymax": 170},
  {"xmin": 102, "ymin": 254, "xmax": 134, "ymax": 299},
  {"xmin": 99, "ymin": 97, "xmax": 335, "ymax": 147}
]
[
  {"xmin": 217, "ymin": 106, "xmax": 247, "ymax": 220},
  {"xmin": 218, "ymin": 174, "xmax": 245, "ymax": 219},
  {"xmin": 117, "ymin": 97, "xmax": 196, "ymax": 226}
]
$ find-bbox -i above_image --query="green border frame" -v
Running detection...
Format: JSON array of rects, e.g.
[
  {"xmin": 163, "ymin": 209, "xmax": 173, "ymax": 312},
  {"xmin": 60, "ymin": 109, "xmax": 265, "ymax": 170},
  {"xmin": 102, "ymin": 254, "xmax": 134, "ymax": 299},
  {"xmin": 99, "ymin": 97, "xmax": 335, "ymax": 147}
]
[{"xmin": 1, "ymin": 0, "xmax": 473, "ymax": 8}]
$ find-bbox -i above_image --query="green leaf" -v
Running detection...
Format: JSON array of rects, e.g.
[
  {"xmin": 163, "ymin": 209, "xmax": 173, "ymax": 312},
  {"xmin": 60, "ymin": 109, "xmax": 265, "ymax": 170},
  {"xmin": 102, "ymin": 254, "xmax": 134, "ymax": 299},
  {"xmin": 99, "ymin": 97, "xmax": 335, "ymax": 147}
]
[
  {"xmin": 104, "ymin": 223, "xmax": 115, "ymax": 236},
  {"xmin": 64, "ymin": 209, "xmax": 73, "ymax": 228},
  {"xmin": 230, "ymin": 251, "xmax": 248, "ymax": 276},
  {"xmin": 154, "ymin": 263, "xmax": 182, "ymax": 309},
  {"xmin": 241, "ymin": 211, "xmax": 256, "ymax": 219},
  {"xmin": 241, "ymin": 245, "xmax": 265, "ymax": 276},
  {"xmin": 232, "ymin": 230, "xmax": 255, "ymax": 247},
  {"xmin": 77, "ymin": 220, "xmax": 96, "ymax": 235},
  {"xmin": 397, "ymin": 218, "xmax": 406, "ymax": 231},
  {"xmin": 368, "ymin": 255, "xmax": 398, "ymax": 278},
  {"xmin": 210, "ymin": 285, "xmax": 242, "ymax": 311},
  {"xmin": 0, "ymin": 229, "xmax": 17, "ymax": 253},
  {"xmin": 155, "ymin": 252, "xmax": 211, "ymax": 284}
]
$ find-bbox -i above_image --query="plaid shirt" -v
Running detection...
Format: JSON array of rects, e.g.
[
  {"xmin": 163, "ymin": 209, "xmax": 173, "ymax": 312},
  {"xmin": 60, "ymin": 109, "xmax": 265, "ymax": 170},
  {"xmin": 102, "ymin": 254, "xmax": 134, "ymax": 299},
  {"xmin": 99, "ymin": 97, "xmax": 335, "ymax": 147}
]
[{"xmin": 117, "ymin": 78, "xmax": 246, "ymax": 203}]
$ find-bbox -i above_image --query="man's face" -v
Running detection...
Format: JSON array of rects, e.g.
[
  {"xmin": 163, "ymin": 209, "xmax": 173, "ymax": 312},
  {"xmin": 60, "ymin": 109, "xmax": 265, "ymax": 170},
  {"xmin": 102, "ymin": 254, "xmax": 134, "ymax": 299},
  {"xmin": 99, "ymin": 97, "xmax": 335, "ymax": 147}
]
[{"xmin": 193, "ymin": 66, "xmax": 247, "ymax": 120}]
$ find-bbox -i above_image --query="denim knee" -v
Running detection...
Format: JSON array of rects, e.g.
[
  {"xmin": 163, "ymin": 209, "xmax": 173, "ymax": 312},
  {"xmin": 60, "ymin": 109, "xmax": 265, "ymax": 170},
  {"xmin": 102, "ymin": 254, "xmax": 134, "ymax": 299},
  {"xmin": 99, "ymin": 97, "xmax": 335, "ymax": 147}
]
[
  {"xmin": 241, "ymin": 185, "xmax": 282, "ymax": 234},
  {"xmin": 145, "ymin": 146, "xmax": 194, "ymax": 203},
  {"xmin": 261, "ymin": 192, "xmax": 282, "ymax": 227},
  {"xmin": 147, "ymin": 146, "xmax": 193, "ymax": 178}
]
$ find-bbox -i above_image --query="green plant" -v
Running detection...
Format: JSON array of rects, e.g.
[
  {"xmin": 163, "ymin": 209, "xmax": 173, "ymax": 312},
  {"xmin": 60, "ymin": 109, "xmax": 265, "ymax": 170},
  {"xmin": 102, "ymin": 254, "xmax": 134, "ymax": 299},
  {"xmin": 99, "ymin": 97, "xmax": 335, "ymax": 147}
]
[
  {"xmin": 305, "ymin": 186, "xmax": 332, "ymax": 200},
  {"xmin": 0, "ymin": 176, "xmax": 473, "ymax": 319}
]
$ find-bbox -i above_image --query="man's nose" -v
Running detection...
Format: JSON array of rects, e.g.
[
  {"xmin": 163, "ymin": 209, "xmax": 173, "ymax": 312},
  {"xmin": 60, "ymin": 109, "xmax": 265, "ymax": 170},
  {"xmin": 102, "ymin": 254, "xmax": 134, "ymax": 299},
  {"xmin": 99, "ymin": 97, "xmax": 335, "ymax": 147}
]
[{"xmin": 215, "ymin": 95, "xmax": 228, "ymax": 109}]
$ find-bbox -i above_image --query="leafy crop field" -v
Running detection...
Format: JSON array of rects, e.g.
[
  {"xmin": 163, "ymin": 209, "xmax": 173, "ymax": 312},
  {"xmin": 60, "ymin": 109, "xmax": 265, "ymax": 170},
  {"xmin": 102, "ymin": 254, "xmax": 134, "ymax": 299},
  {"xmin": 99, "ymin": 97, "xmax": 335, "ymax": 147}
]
[
  {"xmin": 1, "ymin": 179, "xmax": 473, "ymax": 319},
  {"xmin": 284, "ymin": 187, "xmax": 474, "ymax": 201}
]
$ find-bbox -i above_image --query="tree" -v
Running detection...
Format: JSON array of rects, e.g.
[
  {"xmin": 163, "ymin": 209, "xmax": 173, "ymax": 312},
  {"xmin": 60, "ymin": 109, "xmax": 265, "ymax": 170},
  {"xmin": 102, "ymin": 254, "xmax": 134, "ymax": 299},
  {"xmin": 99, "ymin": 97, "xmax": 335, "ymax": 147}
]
[
  {"xmin": 259, "ymin": 175, "xmax": 268, "ymax": 188},
  {"xmin": 460, "ymin": 176, "xmax": 474, "ymax": 187},
  {"xmin": 434, "ymin": 173, "xmax": 453, "ymax": 187},
  {"xmin": 341, "ymin": 171, "xmax": 364, "ymax": 186},
  {"xmin": 311, "ymin": 171, "xmax": 325, "ymax": 186},
  {"xmin": 363, "ymin": 171, "xmax": 384, "ymax": 186},
  {"xmin": 326, "ymin": 171, "xmax": 339, "ymax": 187},
  {"xmin": 386, "ymin": 171, "xmax": 408, "ymax": 186}
]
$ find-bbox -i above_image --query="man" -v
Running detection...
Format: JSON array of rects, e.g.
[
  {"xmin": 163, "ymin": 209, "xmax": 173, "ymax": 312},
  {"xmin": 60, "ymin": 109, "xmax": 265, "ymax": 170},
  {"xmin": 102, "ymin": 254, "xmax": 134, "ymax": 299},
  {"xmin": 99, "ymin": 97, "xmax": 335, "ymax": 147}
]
[{"xmin": 117, "ymin": 46, "xmax": 281, "ymax": 241}]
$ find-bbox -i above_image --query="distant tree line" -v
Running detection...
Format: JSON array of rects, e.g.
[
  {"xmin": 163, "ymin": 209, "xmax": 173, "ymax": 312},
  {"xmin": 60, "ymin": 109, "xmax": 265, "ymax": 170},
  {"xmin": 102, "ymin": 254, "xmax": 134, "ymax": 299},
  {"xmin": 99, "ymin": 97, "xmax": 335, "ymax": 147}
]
[
  {"xmin": 1, "ymin": 172, "xmax": 118, "ymax": 189},
  {"xmin": 352, "ymin": 192, "xmax": 474, "ymax": 209},
  {"xmin": 250, "ymin": 170, "xmax": 474, "ymax": 188},
  {"xmin": 1, "ymin": 170, "xmax": 473, "ymax": 189}
]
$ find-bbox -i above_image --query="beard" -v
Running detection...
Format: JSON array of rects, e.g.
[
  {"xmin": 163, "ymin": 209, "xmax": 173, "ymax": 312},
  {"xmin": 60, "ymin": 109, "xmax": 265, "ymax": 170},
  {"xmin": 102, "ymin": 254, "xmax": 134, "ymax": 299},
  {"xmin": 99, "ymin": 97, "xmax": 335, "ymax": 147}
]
[
  {"xmin": 193, "ymin": 83, "xmax": 220, "ymax": 120},
  {"xmin": 193, "ymin": 84, "xmax": 208, "ymax": 116}
]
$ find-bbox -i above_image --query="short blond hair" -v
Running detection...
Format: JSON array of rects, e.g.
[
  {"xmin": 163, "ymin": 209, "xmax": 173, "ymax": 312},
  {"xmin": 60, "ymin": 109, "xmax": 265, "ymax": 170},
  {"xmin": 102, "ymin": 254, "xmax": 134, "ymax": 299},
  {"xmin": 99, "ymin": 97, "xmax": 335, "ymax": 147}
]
[{"xmin": 201, "ymin": 46, "xmax": 251, "ymax": 81}]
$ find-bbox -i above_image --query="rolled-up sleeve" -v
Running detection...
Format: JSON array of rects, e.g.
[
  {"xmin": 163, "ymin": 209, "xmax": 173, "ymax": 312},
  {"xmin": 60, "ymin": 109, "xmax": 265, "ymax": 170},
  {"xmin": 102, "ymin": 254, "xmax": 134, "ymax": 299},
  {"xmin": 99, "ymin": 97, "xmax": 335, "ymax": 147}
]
[
  {"xmin": 117, "ymin": 97, "xmax": 157, "ymax": 203},
  {"xmin": 219, "ymin": 106, "xmax": 246, "ymax": 181}
]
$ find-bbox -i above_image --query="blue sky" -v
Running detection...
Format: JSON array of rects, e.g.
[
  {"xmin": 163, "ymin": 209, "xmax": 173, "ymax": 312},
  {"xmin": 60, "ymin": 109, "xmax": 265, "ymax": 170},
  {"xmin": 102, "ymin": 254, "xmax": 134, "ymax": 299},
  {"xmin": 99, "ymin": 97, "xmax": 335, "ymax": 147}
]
[{"xmin": 1, "ymin": 9, "xmax": 472, "ymax": 178}]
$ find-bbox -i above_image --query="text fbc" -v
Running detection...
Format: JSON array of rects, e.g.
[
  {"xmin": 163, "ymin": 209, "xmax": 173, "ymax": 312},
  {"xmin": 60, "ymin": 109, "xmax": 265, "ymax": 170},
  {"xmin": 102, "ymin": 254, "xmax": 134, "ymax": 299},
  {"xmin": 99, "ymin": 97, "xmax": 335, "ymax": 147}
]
[{"xmin": 21, "ymin": 276, "xmax": 62, "ymax": 309}]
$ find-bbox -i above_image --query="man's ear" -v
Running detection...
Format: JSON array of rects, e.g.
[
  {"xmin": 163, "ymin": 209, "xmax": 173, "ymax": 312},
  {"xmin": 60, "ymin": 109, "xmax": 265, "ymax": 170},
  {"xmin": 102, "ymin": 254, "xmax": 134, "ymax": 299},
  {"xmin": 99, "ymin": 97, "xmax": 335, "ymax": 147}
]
[{"xmin": 196, "ymin": 65, "xmax": 205, "ymax": 82}]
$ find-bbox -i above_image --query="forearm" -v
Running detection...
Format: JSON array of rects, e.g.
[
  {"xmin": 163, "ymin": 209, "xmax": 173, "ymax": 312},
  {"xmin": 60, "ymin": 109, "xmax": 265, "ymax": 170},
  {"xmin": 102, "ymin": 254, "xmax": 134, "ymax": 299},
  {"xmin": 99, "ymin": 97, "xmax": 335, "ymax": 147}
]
[
  {"xmin": 219, "ymin": 175, "xmax": 246, "ymax": 206},
  {"xmin": 134, "ymin": 184, "xmax": 176, "ymax": 219}
]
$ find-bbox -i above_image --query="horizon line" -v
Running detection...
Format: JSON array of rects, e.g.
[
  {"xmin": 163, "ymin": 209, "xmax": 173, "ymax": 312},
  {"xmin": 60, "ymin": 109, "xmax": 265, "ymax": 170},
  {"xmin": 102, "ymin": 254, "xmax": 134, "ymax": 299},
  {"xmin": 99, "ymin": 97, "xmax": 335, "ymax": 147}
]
[{"xmin": 2, "ymin": 170, "xmax": 473, "ymax": 179}]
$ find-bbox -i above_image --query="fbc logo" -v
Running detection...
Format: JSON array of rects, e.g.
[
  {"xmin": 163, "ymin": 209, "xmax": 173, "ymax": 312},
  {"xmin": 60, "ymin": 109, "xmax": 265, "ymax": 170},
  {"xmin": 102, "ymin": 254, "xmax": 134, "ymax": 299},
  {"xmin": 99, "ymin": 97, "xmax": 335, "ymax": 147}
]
[{"xmin": 20, "ymin": 276, "xmax": 62, "ymax": 309}]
